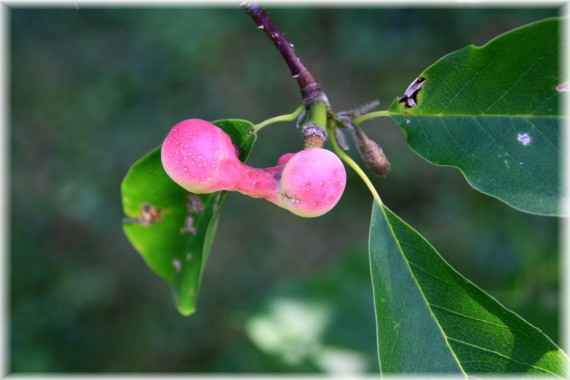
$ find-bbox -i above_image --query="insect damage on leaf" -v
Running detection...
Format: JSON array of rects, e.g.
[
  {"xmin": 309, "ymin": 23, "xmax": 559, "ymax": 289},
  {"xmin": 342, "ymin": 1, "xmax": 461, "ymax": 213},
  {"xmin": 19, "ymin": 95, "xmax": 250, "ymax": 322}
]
[
  {"xmin": 180, "ymin": 216, "xmax": 197, "ymax": 235},
  {"xmin": 186, "ymin": 194, "xmax": 205, "ymax": 214},
  {"xmin": 517, "ymin": 133, "xmax": 532, "ymax": 146},
  {"xmin": 398, "ymin": 77, "xmax": 425, "ymax": 108},
  {"xmin": 556, "ymin": 81, "xmax": 570, "ymax": 92},
  {"xmin": 123, "ymin": 202, "xmax": 169, "ymax": 226}
]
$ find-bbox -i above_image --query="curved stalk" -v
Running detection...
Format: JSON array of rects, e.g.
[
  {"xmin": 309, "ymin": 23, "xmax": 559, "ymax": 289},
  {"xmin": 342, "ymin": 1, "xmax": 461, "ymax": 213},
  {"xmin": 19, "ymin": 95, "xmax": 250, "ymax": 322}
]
[
  {"xmin": 352, "ymin": 110, "xmax": 391, "ymax": 126},
  {"xmin": 253, "ymin": 105, "xmax": 305, "ymax": 133},
  {"xmin": 327, "ymin": 121, "xmax": 383, "ymax": 206}
]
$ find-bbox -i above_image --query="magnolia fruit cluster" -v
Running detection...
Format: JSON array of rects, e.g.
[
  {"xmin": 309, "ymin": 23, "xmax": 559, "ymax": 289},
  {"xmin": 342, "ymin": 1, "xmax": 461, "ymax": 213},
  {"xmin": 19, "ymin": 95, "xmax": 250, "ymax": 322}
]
[{"xmin": 161, "ymin": 119, "xmax": 346, "ymax": 217}]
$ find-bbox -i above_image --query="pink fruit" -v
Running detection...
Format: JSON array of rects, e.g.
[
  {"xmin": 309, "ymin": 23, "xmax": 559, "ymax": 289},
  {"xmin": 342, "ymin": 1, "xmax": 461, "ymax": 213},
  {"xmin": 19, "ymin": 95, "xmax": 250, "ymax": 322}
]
[
  {"xmin": 161, "ymin": 119, "xmax": 346, "ymax": 217},
  {"xmin": 161, "ymin": 119, "xmax": 246, "ymax": 193},
  {"xmin": 275, "ymin": 148, "xmax": 346, "ymax": 217}
]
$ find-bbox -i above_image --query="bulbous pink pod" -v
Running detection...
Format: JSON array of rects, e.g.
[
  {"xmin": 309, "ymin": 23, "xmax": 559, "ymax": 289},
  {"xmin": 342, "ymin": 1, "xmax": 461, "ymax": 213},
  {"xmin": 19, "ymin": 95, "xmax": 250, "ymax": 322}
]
[
  {"xmin": 277, "ymin": 148, "xmax": 346, "ymax": 217},
  {"xmin": 161, "ymin": 119, "xmax": 248, "ymax": 193}
]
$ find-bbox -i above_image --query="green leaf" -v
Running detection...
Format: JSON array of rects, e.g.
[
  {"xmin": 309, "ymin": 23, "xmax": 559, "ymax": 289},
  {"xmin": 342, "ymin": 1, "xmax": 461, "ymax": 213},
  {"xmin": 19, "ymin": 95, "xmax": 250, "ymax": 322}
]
[
  {"xmin": 388, "ymin": 18, "xmax": 562, "ymax": 216},
  {"xmin": 121, "ymin": 119, "xmax": 256, "ymax": 316},
  {"xmin": 369, "ymin": 202, "xmax": 568, "ymax": 375}
]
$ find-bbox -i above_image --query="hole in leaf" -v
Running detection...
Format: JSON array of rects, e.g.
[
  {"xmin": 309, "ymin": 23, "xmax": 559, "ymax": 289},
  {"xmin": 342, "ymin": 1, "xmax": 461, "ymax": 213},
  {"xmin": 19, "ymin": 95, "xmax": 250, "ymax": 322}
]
[{"xmin": 398, "ymin": 76, "xmax": 425, "ymax": 108}]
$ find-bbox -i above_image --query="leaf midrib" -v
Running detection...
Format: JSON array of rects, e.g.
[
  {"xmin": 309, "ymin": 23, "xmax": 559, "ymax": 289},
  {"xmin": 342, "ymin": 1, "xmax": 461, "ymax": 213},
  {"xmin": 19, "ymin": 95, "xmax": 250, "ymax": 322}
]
[
  {"xmin": 446, "ymin": 337, "xmax": 564, "ymax": 378},
  {"xmin": 377, "ymin": 205, "xmax": 564, "ymax": 376},
  {"xmin": 378, "ymin": 204, "xmax": 467, "ymax": 376},
  {"xmin": 390, "ymin": 113, "xmax": 560, "ymax": 118}
]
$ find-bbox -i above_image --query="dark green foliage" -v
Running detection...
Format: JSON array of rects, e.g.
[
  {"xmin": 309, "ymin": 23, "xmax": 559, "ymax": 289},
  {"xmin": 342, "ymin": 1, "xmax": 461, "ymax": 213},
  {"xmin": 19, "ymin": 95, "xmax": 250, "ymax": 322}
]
[
  {"xmin": 370, "ymin": 204, "xmax": 567, "ymax": 375},
  {"xmin": 389, "ymin": 19, "xmax": 561, "ymax": 215}
]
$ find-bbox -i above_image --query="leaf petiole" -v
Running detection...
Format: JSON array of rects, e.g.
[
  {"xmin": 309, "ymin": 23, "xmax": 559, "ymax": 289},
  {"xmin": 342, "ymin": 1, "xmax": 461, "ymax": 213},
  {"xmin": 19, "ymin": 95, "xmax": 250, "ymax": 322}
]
[
  {"xmin": 353, "ymin": 110, "xmax": 392, "ymax": 125},
  {"xmin": 327, "ymin": 121, "xmax": 383, "ymax": 206},
  {"xmin": 253, "ymin": 105, "xmax": 305, "ymax": 134}
]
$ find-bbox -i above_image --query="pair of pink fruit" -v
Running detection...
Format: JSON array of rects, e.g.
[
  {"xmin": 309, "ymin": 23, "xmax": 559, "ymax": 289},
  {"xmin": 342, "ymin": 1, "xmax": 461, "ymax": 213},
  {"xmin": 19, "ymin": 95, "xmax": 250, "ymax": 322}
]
[{"xmin": 161, "ymin": 119, "xmax": 347, "ymax": 217}]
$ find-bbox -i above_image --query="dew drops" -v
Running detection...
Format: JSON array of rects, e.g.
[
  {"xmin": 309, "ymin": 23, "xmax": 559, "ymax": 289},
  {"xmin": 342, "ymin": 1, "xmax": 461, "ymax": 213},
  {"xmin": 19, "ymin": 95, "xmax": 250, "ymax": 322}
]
[
  {"xmin": 172, "ymin": 259, "xmax": 181, "ymax": 271},
  {"xmin": 406, "ymin": 120, "xmax": 411, "ymax": 125},
  {"xmin": 318, "ymin": 181, "xmax": 324, "ymax": 186}
]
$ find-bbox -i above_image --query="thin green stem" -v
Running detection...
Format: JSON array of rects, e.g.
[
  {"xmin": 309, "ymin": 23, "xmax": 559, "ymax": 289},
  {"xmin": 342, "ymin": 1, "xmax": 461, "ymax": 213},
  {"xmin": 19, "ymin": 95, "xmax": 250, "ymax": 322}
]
[
  {"xmin": 327, "ymin": 121, "xmax": 383, "ymax": 206},
  {"xmin": 253, "ymin": 105, "xmax": 305, "ymax": 133},
  {"xmin": 353, "ymin": 110, "xmax": 391, "ymax": 126}
]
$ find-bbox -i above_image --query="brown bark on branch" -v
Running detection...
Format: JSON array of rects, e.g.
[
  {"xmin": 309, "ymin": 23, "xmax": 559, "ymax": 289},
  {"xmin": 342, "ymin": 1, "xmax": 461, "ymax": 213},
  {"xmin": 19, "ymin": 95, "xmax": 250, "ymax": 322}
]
[{"xmin": 241, "ymin": 2, "xmax": 327, "ymax": 105}]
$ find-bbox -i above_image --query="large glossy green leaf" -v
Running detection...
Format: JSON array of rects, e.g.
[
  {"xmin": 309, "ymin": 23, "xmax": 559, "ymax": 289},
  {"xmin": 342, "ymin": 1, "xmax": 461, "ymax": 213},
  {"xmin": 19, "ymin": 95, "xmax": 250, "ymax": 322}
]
[
  {"xmin": 121, "ymin": 119, "xmax": 256, "ymax": 316},
  {"xmin": 369, "ymin": 202, "xmax": 567, "ymax": 375},
  {"xmin": 388, "ymin": 18, "xmax": 562, "ymax": 216}
]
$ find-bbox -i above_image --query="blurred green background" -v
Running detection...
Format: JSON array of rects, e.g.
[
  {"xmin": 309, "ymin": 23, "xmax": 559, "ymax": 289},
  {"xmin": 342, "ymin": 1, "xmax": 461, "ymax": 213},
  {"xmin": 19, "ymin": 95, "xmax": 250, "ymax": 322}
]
[{"xmin": 10, "ymin": 5, "xmax": 561, "ymax": 373}]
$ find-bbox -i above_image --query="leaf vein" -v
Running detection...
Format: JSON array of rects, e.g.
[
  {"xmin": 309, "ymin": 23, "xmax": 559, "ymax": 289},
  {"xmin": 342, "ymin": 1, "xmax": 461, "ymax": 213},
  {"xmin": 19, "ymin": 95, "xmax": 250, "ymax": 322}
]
[
  {"xmin": 482, "ymin": 50, "xmax": 551, "ymax": 114},
  {"xmin": 473, "ymin": 116, "xmax": 554, "ymax": 195},
  {"xmin": 446, "ymin": 337, "xmax": 563, "ymax": 378},
  {"xmin": 442, "ymin": 50, "xmax": 500, "ymax": 114}
]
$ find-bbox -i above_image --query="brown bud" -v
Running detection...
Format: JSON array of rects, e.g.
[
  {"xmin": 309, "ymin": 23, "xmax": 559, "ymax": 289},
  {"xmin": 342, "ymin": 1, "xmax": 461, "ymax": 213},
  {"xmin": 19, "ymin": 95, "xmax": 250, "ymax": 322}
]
[{"xmin": 351, "ymin": 125, "xmax": 391, "ymax": 177}]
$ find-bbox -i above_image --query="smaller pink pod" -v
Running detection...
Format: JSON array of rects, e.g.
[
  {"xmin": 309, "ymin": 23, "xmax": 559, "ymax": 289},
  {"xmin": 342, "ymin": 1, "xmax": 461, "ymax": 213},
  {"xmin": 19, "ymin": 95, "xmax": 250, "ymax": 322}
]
[{"xmin": 276, "ymin": 148, "xmax": 347, "ymax": 217}]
